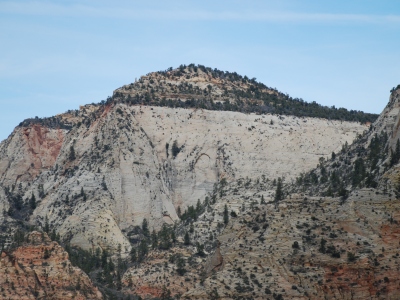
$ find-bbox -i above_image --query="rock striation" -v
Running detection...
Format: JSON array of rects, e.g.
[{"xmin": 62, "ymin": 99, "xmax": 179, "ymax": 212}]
[
  {"xmin": 0, "ymin": 231, "xmax": 102, "ymax": 299},
  {"xmin": 0, "ymin": 101, "xmax": 366, "ymax": 252}
]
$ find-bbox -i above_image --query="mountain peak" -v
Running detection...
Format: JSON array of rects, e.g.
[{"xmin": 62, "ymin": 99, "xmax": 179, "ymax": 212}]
[
  {"xmin": 112, "ymin": 64, "xmax": 377, "ymax": 123},
  {"xmin": 115, "ymin": 64, "xmax": 277, "ymax": 105}
]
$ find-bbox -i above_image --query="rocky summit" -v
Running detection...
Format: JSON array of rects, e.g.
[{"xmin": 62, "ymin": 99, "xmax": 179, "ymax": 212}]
[{"xmin": 2, "ymin": 65, "xmax": 398, "ymax": 300}]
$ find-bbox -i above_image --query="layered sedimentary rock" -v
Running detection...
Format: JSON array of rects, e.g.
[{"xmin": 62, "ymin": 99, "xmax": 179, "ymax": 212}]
[
  {"xmin": 0, "ymin": 231, "xmax": 102, "ymax": 299},
  {"xmin": 0, "ymin": 102, "xmax": 366, "ymax": 252}
]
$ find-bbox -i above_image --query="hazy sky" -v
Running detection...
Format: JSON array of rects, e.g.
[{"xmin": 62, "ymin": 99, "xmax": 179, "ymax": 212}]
[{"xmin": 1, "ymin": 0, "xmax": 399, "ymax": 141}]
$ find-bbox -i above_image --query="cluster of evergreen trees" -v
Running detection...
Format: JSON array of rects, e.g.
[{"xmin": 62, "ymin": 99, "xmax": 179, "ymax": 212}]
[
  {"xmin": 114, "ymin": 89, "xmax": 377, "ymax": 124},
  {"xmin": 129, "ymin": 219, "xmax": 177, "ymax": 264},
  {"xmin": 20, "ymin": 64, "xmax": 378, "ymax": 131},
  {"xmin": 61, "ymin": 235, "xmax": 127, "ymax": 291},
  {"xmin": 113, "ymin": 64, "xmax": 378, "ymax": 124},
  {"xmin": 4, "ymin": 184, "xmax": 45, "ymax": 219},
  {"xmin": 296, "ymin": 131, "xmax": 390, "ymax": 197}
]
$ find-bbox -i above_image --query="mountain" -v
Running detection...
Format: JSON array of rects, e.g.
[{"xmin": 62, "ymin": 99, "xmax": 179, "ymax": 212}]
[
  {"xmin": 0, "ymin": 65, "xmax": 389, "ymax": 299},
  {"xmin": 0, "ymin": 65, "xmax": 369, "ymax": 252},
  {"xmin": 119, "ymin": 85, "xmax": 400, "ymax": 299}
]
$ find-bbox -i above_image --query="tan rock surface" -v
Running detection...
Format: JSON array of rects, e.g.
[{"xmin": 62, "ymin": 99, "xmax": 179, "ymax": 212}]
[{"xmin": 0, "ymin": 102, "xmax": 366, "ymax": 252}]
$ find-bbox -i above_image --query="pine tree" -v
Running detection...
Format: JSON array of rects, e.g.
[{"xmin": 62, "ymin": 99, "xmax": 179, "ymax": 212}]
[
  {"xmin": 338, "ymin": 183, "xmax": 348, "ymax": 201},
  {"xmin": 223, "ymin": 204, "xmax": 229, "ymax": 225},
  {"xmin": 158, "ymin": 224, "xmax": 172, "ymax": 250},
  {"xmin": 196, "ymin": 199, "xmax": 201, "ymax": 213},
  {"xmin": 80, "ymin": 187, "xmax": 87, "ymax": 201},
  {"xmin": 44, "ymin": 216, "xmax": 50, "ymax": 233},
  {"xmin": 142, "ymin": 218, "xmax": 150, "ymax": 237},
  {"xmin": 151, "ymin": 230, "xmax": 158, "ymax": 249},
  {"xmin": 14, "ymin": 195, "xmax": 22, "ymax": 210},
  {"xmin": 101, "ymin": 176, "xmax": 107, "ymax": 190},
  {"xmin": 138, "ymin": 240, "xmax": 148, "ymax": 262},
  {"xmin": 184, "ymin": 232, "xmax": 190, "ymax": 245},
  {"xmin": 69, "ymin": 145, "xmax": 76, "ymax": 161},
  {"xmin": 274, "ymin": 177, "xmax": 283, "ymax": 205},
  {"xmin": 331, "ymin": 152, "xmax": 336, "ymax": 160},
  {"xmin": 130, "ymin": 247, "xmax": 137, "ymax": 263},
  {"xmin": 177, "ymin": 206, "xmax": 182, "ymax": 218},
  {"xmin": 176, "ymin": 256, "xmax": 186, "ymax": 276},
  {"xmin": 172, "ymin": 140, "xmax": 180, "ymax": 158},
  {"xmin": 29, "ymin": 193, "xmax": 36, "ymax": 209}
]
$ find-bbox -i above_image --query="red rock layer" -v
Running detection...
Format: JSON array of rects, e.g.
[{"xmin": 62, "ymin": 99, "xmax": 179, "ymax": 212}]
[{"xmin": 0, "ymin": 231, "xmax": 102, "ymax": 300}]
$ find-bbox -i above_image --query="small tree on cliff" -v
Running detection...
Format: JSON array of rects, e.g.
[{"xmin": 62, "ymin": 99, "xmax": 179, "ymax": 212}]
[
  {"xmin": 130, "ymin": 247, "xmax": 137, "ymax": 263},
  {"xmin": 176, "ymin": 256, "xmax": 186, "ymax": 276},
  {"xmin": 177, "ymin": 206, "xmax": 182, "ymax": 218},
  {"xmin": 274, "ymin": 177, "xmax": 284, "ymax": 207},
  {"xmin": 142, "ymin": 218, "xmax": 150, "ymax": 237},
  {"xmin": 184, "ymin": 232, "xmax": 190, "ymax": 245},
  {"xmin": 138, "ymin": 240, "xmax": 148, "ymax": 262},
  {"xmin": 223, "ymin": 204, "xmax": 229, "ymax": 225},
  {"xmin": 151, "ymin": 230, "xmax": 158, "ymax": 249},
  {"xmin": 172, "ymin": 140, "xmax": 181, "ymax": 158},
  {"xmin": 29, "ymin": 193, "xmax": 36, "ymax": 209},
  {"xmin": 69, "ymin": 145, "xmax": 76, "ymax": 161}
]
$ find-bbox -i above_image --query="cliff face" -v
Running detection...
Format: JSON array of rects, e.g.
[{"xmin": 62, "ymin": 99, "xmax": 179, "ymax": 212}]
[
  {"xmin": 0, "ymin": 124, "xmax": 66, "ymax": 185},
  {"xmin": 0, "ymin": 231, "xmax": 102, "ymax": 300},
  {"xmin": 0, "ymin": 102, "xmax": 366, "ymax": 252}
]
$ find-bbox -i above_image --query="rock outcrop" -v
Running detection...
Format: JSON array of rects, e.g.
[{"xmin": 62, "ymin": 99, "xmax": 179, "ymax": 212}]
[
  {"xmin": 0, "ymin": 103, "xmax": 366, "ymax": 252},
  {"xmin": 0, "ymin": 231, "xmax": 102, "ymax": 299}
]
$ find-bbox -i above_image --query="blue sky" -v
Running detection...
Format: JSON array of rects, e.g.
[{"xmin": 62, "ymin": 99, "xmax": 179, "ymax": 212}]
[{"xmin": 1, "ymin": 0, "xmax": 399, "ymax": 141}]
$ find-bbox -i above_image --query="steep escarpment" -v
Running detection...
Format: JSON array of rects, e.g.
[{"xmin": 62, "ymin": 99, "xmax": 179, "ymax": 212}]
[
  {"xmin": 0, "ymin": 231, "xmax": 102, "ymax": 299},
  {"xmin": 0, "ymin": 103, "xmax": 366, "ymax": 253}
]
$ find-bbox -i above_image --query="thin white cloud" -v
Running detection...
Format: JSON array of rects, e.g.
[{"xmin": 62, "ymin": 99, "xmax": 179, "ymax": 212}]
[{"xmin": 1, "ymin": 1, "xmax": 399, "ymax": 24}]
